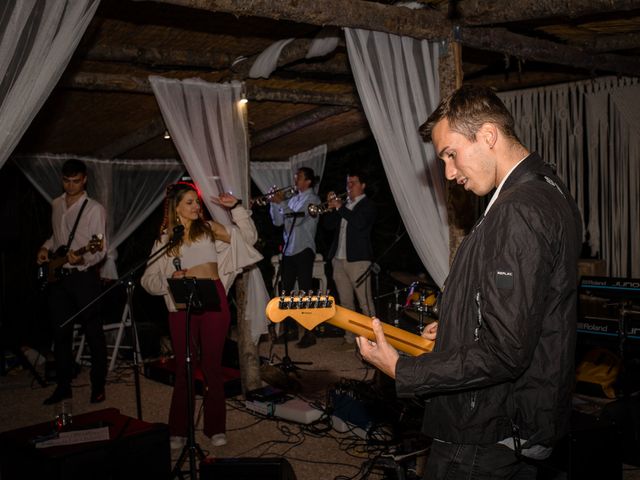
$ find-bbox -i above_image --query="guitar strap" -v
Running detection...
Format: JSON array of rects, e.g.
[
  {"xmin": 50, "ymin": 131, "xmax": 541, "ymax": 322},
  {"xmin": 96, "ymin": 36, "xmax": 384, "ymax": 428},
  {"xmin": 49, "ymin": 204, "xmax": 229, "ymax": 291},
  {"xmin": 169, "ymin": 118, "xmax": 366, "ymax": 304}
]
[{"xmin": 64, "ymin": 198, "xmax": 88, "ymax": 253}]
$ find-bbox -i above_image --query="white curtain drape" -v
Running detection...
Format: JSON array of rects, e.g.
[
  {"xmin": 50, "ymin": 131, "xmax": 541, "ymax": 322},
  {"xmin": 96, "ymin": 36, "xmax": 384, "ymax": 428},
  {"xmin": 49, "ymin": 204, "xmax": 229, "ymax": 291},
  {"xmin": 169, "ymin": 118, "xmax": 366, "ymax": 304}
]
[
  {"xmin": 345, "ymin": 28, "xmax": 449, "ymax": 287},
  {"xmin": 500, "ymin": 76, "xmax": 640, "ymax": 277},
  {"xmin": 149, "ymin": 77, "xmax": 250, "ymax": 220},
  {"xmin": 149, "ymin": 76, "xmax": 270, "ymax": 342},
  {"xmin": 0, "ymin": 0, "xmax": 99, "ymax": 170},
  {"xmin": 250, "ymin": 144, "xmax": 327, "ymax": 194},
  {"xmin": 585, "ymin": 80, "xmax": 640, "ymax": 277},
  {"xmin": 249, "ymin": 28, "xmax": 340, "ymax": 79},
  {"xmin": 14, "ymin": 154, "xmax": 184, "ymax": 279}
]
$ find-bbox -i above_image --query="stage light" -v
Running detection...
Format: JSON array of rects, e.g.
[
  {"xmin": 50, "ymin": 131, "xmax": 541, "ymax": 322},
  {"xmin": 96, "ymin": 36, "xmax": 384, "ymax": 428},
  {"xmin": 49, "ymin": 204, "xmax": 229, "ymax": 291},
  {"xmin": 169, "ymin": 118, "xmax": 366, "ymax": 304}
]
[{"xmin": 239, "ymin": 92, "xmax": 248, "ymax": 105}]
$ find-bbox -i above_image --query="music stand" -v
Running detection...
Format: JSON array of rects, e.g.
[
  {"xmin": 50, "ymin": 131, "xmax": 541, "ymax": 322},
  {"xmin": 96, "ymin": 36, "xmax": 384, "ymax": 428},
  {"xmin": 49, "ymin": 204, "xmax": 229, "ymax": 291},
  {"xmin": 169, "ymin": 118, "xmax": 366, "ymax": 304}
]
[{"xmin": 168, "ymin": 277, "xmax": 220, "ymax": 480}]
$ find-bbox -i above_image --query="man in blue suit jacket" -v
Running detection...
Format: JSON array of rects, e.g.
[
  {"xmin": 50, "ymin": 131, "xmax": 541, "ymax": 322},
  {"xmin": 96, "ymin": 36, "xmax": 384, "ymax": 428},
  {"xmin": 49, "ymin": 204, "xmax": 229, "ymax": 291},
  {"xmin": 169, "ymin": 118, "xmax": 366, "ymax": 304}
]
[{"xmin": 324, "ymin": 171, "xmax": 376, "ymax": 344}]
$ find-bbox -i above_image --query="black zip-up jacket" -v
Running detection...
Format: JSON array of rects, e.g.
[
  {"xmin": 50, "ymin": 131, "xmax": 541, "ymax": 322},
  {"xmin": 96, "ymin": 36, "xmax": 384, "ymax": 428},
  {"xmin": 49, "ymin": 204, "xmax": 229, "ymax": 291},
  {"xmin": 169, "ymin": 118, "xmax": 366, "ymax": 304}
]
[
  {"xmin": 324, "ymin": 195, "xmax": 376, "ymax": 262},
  {"xmin": 396, "ymin": 153, "xmax": 582, "ymax": 448}
]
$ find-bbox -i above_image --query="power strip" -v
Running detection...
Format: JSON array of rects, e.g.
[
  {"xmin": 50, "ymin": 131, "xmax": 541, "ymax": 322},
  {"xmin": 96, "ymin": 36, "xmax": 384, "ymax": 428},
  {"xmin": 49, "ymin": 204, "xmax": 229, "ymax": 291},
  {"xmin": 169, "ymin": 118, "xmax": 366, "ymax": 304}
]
[
  {"xmin": 245, "ymin": 399, "xmax": 276, "ymax": 417},
  {"xmin": 275, "ymin": 398, "xmax": 323, "ymax": 424},
  {"xmin": 245, "ymin": 398, "xmax": 323, "ymax": 424}
]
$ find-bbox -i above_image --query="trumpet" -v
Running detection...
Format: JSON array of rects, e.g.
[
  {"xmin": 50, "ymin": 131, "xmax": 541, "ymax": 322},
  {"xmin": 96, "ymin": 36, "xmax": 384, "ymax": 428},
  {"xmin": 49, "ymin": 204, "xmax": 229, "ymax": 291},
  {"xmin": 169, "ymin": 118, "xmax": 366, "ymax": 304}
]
[
  {"xmin": 252, "ymin": 185, "xmax": 296, "ymax": 206},
  {"xmin": 308, "ymin": 192, "xmax": 348, "ymax": 217}
]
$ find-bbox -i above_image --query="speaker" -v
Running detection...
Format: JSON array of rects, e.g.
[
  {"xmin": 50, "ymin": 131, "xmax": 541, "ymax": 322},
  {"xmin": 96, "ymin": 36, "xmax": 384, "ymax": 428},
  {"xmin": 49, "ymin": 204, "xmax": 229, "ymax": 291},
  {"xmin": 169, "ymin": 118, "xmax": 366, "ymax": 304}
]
[
  {"xmin": 200, "ymin": 457, "xmax": 296, "ymax": 480},
  {"xmin": 539, "ymin": 411, "xmax": 622, "ymax": 480},
  {"xmin": 0, "ymin": 408, "xmax": 170, "ymax": 480}
]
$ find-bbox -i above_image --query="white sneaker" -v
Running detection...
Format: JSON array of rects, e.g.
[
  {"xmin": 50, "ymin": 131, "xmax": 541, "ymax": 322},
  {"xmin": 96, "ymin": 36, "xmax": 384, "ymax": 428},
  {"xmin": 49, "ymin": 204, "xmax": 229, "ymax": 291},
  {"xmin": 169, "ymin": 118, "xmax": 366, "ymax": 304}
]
[
  {"xmin": 210, "ymin": 433, "xmax": 227, "ymax": 447},
  {"xmin": 170, "ymin": 436, "xmax": 186, "ymax": 450}
]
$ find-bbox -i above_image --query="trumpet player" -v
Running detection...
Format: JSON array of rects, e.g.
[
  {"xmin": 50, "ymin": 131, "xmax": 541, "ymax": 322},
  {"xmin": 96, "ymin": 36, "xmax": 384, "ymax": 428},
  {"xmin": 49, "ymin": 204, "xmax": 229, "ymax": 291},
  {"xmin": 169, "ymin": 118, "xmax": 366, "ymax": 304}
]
[
  {"xmin": 269, "ymin": 167, "xmax": 320, "ymax": 348},
  {"xmin": 324, "ymin": 171, "xmax": 376, "ymax": 347}
]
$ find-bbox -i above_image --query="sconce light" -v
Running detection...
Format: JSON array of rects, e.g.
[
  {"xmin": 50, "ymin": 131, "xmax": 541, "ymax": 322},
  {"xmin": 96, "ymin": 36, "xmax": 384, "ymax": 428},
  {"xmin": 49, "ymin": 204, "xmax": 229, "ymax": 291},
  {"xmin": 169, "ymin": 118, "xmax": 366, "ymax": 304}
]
[
  {"xmin": 239, "ymin": 92, "xmax": 248, "ymax": 105},
  {"xmin": 163, "ymin": 129, "xmax": 171, "ymax": 140}
]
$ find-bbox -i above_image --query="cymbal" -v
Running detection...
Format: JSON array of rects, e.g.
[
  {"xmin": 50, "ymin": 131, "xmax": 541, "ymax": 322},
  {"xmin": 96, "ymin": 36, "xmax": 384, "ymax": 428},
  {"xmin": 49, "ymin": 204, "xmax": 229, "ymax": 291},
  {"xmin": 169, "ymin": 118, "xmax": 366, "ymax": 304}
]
[{"xmin": 389, "ymin": 271, "xmax": 434, "ymax": 287}]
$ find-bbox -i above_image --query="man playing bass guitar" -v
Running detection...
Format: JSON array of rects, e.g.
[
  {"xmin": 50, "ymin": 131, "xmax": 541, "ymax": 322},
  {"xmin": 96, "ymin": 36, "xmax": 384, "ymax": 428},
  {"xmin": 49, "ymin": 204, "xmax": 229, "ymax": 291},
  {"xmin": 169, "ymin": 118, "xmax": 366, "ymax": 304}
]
[{"xmin": 37, "ymin": 159, "xmax": 108, "ymax": 405}]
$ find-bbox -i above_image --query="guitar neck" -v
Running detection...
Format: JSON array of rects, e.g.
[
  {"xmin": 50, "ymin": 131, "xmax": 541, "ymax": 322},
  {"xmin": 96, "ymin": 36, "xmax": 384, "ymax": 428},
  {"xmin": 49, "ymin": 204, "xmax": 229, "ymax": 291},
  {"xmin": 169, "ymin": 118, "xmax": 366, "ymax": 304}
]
[{"xmin": 328, "ymin": 305, "xmax": 433, "ymax": 356}]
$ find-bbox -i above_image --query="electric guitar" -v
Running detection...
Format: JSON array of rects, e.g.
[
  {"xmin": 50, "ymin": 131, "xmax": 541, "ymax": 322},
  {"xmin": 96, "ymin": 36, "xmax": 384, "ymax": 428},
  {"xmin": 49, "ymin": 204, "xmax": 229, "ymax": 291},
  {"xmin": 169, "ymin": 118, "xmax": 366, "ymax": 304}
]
[
  {"xmin": 265, "ymin": 294, "xmax": 434, "ymax": 356},
  {"xmin": 37, "ymin": 234, "xmax": 104, "ymax": 287}
]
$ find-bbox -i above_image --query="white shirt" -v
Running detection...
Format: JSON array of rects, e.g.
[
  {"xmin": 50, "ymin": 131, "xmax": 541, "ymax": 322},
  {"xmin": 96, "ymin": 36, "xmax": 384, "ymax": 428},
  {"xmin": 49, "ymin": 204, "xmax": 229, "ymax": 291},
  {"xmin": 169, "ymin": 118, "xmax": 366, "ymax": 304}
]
[
  {"xmin": 42, "ymin": 192, "xmax": 107, "ymax": 270},
  {"xmin": 484, "ymin": 156, "xmax": 527, "ymax": 216}
]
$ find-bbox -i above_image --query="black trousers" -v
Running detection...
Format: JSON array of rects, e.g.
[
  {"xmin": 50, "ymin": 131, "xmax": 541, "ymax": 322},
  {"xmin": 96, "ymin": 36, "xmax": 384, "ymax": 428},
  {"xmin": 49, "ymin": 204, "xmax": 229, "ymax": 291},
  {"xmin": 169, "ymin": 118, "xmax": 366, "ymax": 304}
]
[
  {"xmin": 280, "ymin": 248, "xmax": 315, "ymax": 294},
  {"xmin": 48, "ymin": 269, "xmax": 107, "ymax": 391},
  {"xmin": 424, "ymin": 440, "xmax": 537, "ymax": 480},
  {"xmin": 279, "ymin": 248, "xmax": 315, "ymax": 335}
]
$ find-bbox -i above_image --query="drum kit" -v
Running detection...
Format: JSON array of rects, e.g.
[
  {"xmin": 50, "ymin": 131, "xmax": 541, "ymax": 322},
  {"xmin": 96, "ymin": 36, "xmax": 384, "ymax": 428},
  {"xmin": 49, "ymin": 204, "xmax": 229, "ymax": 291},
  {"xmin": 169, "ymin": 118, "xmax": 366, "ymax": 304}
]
[{"xmin": 377, "ymin": 271, "xmax": 440, "ymax": 334}]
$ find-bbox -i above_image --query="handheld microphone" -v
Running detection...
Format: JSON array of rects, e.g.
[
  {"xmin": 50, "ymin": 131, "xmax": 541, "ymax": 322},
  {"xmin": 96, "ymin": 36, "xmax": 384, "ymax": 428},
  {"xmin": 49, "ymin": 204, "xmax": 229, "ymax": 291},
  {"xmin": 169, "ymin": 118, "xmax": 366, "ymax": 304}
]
[
  {"xmin": 172, "ymin": 257, "xmax": 182, "ymax": 272},
  {"xmin": 284, "ymin": 212, "xmax": 305, "ymax": 218}
]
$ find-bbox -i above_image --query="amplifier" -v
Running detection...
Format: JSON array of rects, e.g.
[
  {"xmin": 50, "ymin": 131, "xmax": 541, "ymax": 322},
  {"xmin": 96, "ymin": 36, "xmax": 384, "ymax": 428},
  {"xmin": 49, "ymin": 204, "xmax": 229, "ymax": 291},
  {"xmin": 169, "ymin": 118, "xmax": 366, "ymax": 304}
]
[{"xmin": 200, "ymin": 457, "xmax": 296, "ymax": 480}]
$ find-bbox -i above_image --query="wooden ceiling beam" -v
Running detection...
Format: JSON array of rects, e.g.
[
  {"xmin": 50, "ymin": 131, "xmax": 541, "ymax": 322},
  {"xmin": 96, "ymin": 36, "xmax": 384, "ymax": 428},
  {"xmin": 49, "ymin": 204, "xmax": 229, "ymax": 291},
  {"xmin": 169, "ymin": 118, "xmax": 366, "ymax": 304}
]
[
  {"xmin": 326, "ymin": 127, "xmax": 371, "ymax": 154},
  {"xmin": 577, "ymin": 32, "xmax": 640, "ymax": 53},
  {"xmin": 81, "ymin": 40, "xmax": 351, "ymax": 78},
  {"xmin": 140, "ymin": 0, "xmax": 638, "ymax": 77},
  {"xmin": 250, "ymin": 105, "xmax": 351, "ymax": 147},
  {"xmin": 144, "ymin": 0, "xmax": 451, "ymax": 41},
  {"xmin": 94, "ymin": 116, "xmax": 166, "ymax": 158},
  {"xmin": 82, "ymin": 43, "xmax": 235, "ymax": 69},
  {"xmin": 459, "ymin": 27, "xmax": 640, "ymax": 76},
  {"xmin": 246, "ymin": 85, "xmax": 358, "ymax": 106},
  {"xmin": 466, "ymin": 71, "xmax": 590, "ymax": 91},
  {"xmin": 451, "ymin": 0, "xmax": 640, "ymax": 26},
  {"xmin": 61, "ymin": 72, "xmax": 360, "ymax": 106}
]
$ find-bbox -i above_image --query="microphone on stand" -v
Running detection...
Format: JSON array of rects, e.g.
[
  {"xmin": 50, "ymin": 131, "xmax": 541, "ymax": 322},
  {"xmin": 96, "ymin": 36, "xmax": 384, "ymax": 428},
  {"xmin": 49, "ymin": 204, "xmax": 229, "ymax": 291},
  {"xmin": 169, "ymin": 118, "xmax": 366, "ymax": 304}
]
[{"xmin": 171, "ymin": 224, "xmax": 185, "ymax": 242}]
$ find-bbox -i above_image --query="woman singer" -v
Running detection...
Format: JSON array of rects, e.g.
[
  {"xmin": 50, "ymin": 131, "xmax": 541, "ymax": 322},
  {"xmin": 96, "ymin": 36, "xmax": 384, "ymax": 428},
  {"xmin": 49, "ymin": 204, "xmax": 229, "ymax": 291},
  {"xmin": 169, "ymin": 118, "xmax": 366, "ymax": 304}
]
[{"xmin": 141, "ymin": 182, "xmax": 259, "ymax": 450}]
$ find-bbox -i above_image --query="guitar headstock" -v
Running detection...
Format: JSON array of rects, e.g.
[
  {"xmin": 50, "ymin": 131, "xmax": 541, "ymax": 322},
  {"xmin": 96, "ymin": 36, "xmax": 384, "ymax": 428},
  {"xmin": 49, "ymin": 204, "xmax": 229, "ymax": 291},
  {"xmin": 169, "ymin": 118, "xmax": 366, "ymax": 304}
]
[
  {"xmin": 88, "ymin": 234, "xmax": 104, "ymax": 254},
  {"xmin": 265, "ymin": 293, "xmax": 336, "ymax": 331}
]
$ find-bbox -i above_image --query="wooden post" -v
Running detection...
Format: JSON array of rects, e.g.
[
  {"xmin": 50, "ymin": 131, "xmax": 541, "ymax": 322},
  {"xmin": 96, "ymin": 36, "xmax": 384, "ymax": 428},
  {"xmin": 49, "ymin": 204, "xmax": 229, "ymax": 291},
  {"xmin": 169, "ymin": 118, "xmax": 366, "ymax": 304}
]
[
  {"xmin": 234, "ymin": 270, "xmax": 262, "ymax": 396},
  {"xmin": 439, "ymin": 39, "xmax": 477, "ymax": 264}
]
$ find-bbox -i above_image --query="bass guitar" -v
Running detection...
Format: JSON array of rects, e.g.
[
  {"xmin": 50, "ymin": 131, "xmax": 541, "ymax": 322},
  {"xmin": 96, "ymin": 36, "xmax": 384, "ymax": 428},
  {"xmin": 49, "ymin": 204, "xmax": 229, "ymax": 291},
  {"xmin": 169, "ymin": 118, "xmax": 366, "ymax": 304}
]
[
  {"xmin": 37, "ymin": 234, "xmax": 104, "ymax": 288},
  {"xmin": 265, "ymin": 294, "xmax": 433, "ymax": 356}
]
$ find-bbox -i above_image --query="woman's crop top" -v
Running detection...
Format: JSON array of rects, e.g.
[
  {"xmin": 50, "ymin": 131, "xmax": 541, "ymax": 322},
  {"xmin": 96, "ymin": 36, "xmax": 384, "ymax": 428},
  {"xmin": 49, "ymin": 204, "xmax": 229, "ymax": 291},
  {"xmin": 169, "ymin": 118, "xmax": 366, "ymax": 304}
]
[{"xmin": 179, "ymin": 236, "xmax": 217, "ymax": 269}]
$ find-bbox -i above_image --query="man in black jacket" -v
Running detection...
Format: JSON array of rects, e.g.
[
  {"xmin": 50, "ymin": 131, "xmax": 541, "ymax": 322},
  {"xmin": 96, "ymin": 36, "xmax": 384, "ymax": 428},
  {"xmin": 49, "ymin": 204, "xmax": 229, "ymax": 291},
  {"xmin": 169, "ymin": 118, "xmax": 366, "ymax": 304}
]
[
  {"xmin": 324, "ymin": 172, "xmax": 376, "ymax": 345},
  {"xmin": 357, "ymin": 86, "xmax": 582, "ymax": 479}
]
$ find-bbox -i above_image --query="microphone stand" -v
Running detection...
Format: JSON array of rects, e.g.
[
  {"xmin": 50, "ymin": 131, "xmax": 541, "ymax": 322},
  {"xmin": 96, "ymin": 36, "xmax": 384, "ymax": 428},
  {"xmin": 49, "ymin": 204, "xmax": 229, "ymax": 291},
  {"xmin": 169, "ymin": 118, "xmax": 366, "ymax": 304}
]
[
  {"xmin": 355, "ymin": 230, "xmax": 406, "ymax": 315},
  {"xmin": 272, "ymin": 210, "xmax": 311, "ymax": 375},
  {"xmin": 60, "ymin": 226, "xmax": 185, "ymax": 420},
  {"xmin": 169, "ymin": 278, "xmax": 209, "ymax": 480}
]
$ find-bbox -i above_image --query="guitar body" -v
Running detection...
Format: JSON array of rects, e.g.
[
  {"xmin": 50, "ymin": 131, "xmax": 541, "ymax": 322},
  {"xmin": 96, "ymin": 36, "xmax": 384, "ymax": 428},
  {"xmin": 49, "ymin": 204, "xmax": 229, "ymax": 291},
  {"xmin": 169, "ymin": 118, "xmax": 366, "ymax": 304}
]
[
  {"xmin": 41, "ymin": 247, "xmax": 70, "ymax": 283},
  {"xmin": 37, "ymin": 234, "xmax": 104, "ymax": 288},
  {"xmin": 266, "ymin": 295, "xmax": 433, "ymax": 356}
]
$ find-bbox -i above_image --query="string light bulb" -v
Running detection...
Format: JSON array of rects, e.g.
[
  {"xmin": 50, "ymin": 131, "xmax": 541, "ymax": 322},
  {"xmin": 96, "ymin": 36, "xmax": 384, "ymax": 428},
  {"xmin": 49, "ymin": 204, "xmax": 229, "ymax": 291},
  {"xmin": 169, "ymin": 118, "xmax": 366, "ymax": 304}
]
[
  {"xmin": 163, "ymin": 129, "xmax": 171, "ymax": 140},
  {"xmin": 239, "ymin": 92, "xmax": 248, "ymax": 105}
]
